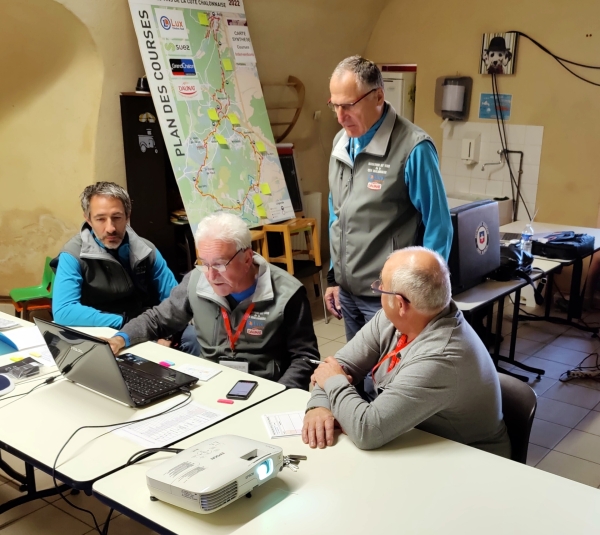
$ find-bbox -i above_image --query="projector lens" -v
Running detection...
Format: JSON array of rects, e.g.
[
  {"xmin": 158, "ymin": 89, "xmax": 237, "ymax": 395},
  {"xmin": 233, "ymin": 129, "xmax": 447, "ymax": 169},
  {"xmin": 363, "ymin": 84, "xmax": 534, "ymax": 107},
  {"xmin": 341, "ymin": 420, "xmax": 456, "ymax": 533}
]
[{"xmin": 256, "ymin": 459, "xmax": 273, "ymax": 480}]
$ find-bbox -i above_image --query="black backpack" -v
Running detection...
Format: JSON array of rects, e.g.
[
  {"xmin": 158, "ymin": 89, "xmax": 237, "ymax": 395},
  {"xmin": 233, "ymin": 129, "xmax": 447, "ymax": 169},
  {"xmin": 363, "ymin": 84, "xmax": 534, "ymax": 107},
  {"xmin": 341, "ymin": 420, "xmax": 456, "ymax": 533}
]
[{"xmin": 489, "ymin": 243, "xmax": 544, "ymax": 305}]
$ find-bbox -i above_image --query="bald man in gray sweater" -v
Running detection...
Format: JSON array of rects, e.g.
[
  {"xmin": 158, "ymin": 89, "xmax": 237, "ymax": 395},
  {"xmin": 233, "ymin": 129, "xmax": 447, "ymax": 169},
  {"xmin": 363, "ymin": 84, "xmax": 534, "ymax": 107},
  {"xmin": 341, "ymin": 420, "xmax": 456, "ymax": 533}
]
[{"xmin": 303, "ymin": 247, "xmax": 511, "ymax": 458}]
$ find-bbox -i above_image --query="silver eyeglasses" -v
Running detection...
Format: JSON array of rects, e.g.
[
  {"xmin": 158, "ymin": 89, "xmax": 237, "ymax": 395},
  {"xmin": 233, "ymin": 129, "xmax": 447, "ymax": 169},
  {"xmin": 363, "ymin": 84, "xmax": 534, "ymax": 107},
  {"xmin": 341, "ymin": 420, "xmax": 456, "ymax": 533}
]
[
  {"xmin": 370, "ymin": 279, "xmax": 411, "ymax": 303},
  {"xmin": 198, "ymin": 248, "xmax": 245, "ymax": 273}
]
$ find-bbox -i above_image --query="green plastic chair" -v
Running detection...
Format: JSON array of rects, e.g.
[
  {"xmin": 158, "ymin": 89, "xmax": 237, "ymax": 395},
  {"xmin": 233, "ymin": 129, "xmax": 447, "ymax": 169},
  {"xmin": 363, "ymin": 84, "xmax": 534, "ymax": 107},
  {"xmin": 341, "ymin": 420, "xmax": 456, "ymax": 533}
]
[{"xmin": 9, "ymin": 256, "xmax": 55, "ymax": 319}]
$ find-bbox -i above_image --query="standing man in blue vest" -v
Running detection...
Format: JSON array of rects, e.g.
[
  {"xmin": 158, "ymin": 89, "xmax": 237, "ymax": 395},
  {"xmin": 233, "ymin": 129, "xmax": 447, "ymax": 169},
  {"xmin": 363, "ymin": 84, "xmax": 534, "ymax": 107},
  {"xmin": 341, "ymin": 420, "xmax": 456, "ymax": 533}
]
[
  {"xmin": 52, "ymin": 181, "xmax": 198, "ymax": 354},
  {"xmin": 325, "ymin": 56, "xmax": 453, "ymax": 343}
]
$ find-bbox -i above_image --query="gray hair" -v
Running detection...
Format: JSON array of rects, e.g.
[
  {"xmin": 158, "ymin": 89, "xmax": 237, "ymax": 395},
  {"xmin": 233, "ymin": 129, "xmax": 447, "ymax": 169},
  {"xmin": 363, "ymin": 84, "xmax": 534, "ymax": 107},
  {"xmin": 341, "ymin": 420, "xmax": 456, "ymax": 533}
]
[
  {"xmin": 331, "ymin": 55, "xmax": 384, "ymax": 91},
  {"xmin": 80, "ymin": 182, "xmax": 132, "ymax": 218},
  {"xmin": 389, "ymin": 247, "xmax": 452, "ymax": 315},
  {"xmin": 195, "ymin": 212, "xmax": 251, "ymax": 251}
]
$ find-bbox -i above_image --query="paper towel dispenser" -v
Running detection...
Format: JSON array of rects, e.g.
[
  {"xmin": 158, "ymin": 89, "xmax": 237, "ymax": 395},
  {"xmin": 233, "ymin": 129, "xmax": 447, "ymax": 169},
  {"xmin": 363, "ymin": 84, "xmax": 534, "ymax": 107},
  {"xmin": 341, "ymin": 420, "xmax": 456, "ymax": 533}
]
[{"xmin": 434, "ymin": 76, "xmax": 473, "ymax": 122}]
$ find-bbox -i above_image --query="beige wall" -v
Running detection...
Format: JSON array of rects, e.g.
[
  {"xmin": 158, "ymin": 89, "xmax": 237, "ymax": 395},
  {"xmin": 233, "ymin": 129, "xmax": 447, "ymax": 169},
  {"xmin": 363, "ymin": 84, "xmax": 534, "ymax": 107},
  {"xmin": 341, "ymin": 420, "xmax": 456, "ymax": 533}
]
[
  {"xmin": 246, "ymin": 0, "xmax": 388, "ymax": 252},
  {"xmin": 0, "ymin": 0, "xmax": 144, "ymax": 295},
  {"xmin": 0, "ymin": 0, "xmax": 384, "ymax": 293},
  {"xmin": 365, "ymin": 0, "xmax": 600, "ymax": 228}
]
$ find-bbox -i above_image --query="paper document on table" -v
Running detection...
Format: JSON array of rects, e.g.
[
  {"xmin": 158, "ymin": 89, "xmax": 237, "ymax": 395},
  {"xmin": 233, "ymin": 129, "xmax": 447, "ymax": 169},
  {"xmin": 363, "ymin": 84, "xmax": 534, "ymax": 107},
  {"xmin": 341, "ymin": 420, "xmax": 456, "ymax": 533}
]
[
  {"xmin": 115, "ymin": 402, "xmax": 227, "ymax": 447},
  {"xmin": 0, "ymin": 327, "xmax": 46, "ymax": 351},
  {"xmin": 0, "ymin": 318, "xmax": 20, "ymax": 331},
  {"xmin": 27, "ymin": 345, "xmax": 55, "ymax": 367},
  {"xmin": 262, "ymin": 411, "xmax": 305, "ymax": 438},
  {"xmin": 175, "ymin": 364, "xmax": 221, "ymax": 382}
]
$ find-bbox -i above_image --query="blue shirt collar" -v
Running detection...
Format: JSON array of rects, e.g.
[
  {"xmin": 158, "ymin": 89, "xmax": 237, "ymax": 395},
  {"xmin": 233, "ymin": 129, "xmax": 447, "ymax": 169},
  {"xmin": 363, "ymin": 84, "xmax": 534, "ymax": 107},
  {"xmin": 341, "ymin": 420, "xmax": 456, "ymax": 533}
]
[
  {"xmin": 347, "ymin": 104, "xmax": 388, "ymax": 163},
  {"xmin": 229, "ymin": 279, "xmax": 258, "ymax": 303}
]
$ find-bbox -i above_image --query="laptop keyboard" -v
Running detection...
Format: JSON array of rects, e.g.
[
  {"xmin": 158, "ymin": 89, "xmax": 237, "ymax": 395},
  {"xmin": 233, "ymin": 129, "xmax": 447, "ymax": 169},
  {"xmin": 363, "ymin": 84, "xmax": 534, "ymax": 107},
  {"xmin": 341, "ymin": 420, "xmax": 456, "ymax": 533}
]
[{"xmin": 118, "ymin": 365, "xmax": 174, "ymax": 398}]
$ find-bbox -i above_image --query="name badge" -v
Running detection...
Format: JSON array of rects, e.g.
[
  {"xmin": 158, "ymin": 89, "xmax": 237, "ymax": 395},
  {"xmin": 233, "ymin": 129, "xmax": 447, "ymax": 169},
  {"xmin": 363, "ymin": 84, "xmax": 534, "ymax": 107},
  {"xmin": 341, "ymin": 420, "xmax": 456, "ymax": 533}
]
[{"xmin": 219, "ymin": 359, "xmax": 249, "ymax": 374}]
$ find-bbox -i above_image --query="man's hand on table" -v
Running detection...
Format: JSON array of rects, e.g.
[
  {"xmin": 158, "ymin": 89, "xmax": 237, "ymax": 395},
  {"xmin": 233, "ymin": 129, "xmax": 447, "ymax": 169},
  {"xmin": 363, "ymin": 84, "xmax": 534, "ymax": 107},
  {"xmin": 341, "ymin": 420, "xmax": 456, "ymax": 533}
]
[{"xmin": 302, "ymin": 407, "xmax": 337, "ymax": 449}]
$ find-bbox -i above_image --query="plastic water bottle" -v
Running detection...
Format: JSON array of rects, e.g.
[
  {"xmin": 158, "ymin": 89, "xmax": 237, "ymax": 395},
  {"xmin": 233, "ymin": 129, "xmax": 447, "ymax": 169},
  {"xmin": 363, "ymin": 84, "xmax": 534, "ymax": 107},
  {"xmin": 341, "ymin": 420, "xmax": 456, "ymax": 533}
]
[{"xmin": 521, "ymin": 223, "xmax": 534, "ymax": 254}]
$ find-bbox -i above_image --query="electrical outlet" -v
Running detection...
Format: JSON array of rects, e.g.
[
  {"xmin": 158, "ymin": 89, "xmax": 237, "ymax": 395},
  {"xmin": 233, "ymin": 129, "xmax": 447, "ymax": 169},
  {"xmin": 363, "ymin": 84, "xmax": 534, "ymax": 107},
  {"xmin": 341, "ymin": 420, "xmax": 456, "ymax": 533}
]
[{"xmin": 313, "ymin": 110, "xmax": 321, "ymax": 121}]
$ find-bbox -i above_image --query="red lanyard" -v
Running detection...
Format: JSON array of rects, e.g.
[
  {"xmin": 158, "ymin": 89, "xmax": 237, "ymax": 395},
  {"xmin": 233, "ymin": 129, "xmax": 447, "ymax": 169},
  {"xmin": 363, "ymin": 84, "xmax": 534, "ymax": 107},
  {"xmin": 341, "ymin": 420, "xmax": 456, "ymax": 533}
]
[
  {"xmin": 220, "ymin": 303, "xmax": 255, "ymax": 352},
  {"xmin": 371, "ymin": 334, "xmax": 409, "ymax": 379}
]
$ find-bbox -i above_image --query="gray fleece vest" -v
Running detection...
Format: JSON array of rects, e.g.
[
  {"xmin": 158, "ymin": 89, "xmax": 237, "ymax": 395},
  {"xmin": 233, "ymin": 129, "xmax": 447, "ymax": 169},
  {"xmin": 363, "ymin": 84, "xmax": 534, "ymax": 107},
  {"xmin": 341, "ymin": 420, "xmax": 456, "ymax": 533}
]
[
  {"xmin": 56, "ymin": 223, "xmax": 159, "ymax": 319},
  {"xmin": 329, "ymin": 104, "xmax": 433, "ymax": 296},
  {"xmin": 186, "ymin": 255, "xmax": 302, "ymax": 382}
]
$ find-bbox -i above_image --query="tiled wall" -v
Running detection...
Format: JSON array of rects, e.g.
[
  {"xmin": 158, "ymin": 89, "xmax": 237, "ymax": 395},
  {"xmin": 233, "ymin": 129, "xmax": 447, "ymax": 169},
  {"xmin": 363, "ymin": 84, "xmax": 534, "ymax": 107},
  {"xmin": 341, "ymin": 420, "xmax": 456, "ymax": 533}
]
[{"xmin": 441, "ymin": 122, "xmax": 544, "ymax": 221}]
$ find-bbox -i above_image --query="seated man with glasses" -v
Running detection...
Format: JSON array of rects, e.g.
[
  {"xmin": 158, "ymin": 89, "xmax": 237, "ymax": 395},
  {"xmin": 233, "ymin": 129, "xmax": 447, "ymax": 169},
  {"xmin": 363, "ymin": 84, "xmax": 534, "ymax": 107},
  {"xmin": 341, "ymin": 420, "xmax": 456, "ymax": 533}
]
[
  {"xmin": 303, "ymin": 247, "xmax": 510, "ymax": 457},
  {"xmin": 108, "ymin": 212, "xmax": 319, "ymax": 389}
]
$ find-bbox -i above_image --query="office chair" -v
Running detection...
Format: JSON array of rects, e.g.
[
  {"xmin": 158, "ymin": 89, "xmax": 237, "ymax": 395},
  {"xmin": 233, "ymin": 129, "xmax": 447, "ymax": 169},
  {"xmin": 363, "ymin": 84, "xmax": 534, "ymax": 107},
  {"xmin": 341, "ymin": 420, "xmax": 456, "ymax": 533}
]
[
  {"xmin": 9, "ymin": 257, "xmax": 55, "ymax": 321},
  {"xmin": 498, "ymin": 373, "xmax": 537, "ymax": 464}
]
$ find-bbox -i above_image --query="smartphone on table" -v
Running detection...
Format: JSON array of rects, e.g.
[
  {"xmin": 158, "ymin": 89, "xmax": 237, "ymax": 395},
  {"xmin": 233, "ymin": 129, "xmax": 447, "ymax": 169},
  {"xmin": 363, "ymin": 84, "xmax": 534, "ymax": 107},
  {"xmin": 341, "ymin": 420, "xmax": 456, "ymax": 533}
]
[{"xmin": 226, "ymin": 380, "xmax": 258, "ymax": 400}]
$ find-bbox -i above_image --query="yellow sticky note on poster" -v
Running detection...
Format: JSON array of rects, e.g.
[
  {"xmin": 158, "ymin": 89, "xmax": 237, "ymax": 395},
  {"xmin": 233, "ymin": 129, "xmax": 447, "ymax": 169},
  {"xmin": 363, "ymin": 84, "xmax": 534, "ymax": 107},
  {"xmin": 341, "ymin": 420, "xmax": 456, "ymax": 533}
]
[
  {"xmin": 215, "ymin": 134, "xmax": 227, "ymax": 145},
  {"xmin": 252, "ymin": 194, "xmax": 263, "ymax": 207},
  {"xmin": 228, "ymin": 113, "xmax": 240, "ymax": 125},
  {"xmin": 260, "ymin": 183, "xmax": 271, "ymax": 195},
  {"xmin": 257, "ymin": 206, "xmax": 267, "ymax": 218},
  {"xmin": 223, "ymin": 58, "xmax": 233, "ymax": 71},
  {"xmin": 198, "ymin": 12, "xmax": 209, "ymax": 25},
  {"xmin": 256, "ymin": 141, "xmax": 266, "ymax": 153},
  {"xmin": 208, "ymin": 109, "xmax": 219, "ymax": 121}
]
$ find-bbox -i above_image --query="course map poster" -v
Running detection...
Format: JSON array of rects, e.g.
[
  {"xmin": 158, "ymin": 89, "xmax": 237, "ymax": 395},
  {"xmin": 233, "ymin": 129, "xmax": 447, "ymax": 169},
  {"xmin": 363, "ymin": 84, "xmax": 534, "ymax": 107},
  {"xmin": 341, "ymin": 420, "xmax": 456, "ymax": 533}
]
[{"xmin": 129, "ymin": 0, "xmax": 294, "ymax": 229}]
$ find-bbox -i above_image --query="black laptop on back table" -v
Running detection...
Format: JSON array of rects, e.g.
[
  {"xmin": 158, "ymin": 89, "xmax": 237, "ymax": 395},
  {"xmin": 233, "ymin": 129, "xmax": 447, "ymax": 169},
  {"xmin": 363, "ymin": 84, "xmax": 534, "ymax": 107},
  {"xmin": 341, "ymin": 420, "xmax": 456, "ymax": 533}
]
[{"xmin": 33, "ymin": 318, "xmax": 198, "ymax": 407}]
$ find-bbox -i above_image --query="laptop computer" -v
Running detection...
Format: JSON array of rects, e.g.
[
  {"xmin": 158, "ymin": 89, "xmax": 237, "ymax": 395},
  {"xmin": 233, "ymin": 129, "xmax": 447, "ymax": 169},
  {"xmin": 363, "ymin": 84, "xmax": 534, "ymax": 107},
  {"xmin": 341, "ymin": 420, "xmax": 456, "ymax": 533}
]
[
  {"xmin": 448, "ymin": 200, "xmax": 501, "ymax": 294},
  {"xmin": 33, "ymin": 318, "xmax": 198, "ymax": 407}
]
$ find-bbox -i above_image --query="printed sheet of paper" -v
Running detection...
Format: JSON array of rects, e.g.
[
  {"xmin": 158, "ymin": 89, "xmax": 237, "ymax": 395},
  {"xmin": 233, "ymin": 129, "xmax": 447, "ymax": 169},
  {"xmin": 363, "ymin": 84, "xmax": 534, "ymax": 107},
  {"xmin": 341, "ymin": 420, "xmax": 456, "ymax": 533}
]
[
  {"xmin": 175, "ymin": 364, "xmax": 221, "ymax": 382},
  {"xmin": 262, "ymin": 411, "xmax": 305, "ymax": 439},
  {"xmin": 115, "ymin": 402, "xmax": 226, "ymax": 447},
  {"xmin": 27, "ymin": 345, "xmax": 55, "ymax": 367},
  {"xmin": 0, "ymin": 326, "xmax": 46, "ymax": 351}
]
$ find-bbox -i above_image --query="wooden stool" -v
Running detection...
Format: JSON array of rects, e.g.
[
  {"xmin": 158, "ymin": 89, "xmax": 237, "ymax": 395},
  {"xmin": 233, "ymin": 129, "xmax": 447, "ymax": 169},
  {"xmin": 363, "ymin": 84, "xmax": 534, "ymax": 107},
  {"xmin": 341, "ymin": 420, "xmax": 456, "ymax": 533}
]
[
  {"xmin": 250, "ymin": 228, "xmax": 266, "ymax": 254},
  {"xmin": 261, "ymin": 217, "xmax": 328, "ymax": 323},
  {"xmin": 261, "ymin": 218, "xmax": 321, "ymax": 275}
]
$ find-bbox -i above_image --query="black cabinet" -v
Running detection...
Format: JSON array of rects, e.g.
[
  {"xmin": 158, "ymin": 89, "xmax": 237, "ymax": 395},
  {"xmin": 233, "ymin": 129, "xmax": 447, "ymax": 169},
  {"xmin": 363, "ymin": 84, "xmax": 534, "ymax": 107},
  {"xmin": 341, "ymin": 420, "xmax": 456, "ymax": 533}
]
[{"xmin": 119, "ymin": 93, "xmax": 194, "ymax": 279}]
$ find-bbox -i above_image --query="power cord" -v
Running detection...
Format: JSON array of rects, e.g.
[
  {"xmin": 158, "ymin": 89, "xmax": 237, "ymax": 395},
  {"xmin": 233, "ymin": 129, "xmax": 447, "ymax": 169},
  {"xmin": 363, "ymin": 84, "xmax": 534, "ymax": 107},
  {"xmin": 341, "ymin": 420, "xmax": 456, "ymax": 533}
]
[
  {"xmin": 51, "ymin": 388, "xmax": 193, "ymax": 534},
  {"xmin": 560, "ymin": 352, "xmax": 600, "ymax": 382},
  {"xmin": 509, "ymin": 31, "xmax": 600, "ymax": 87},
  {"xmin": 490, "ymin": 72, "xmax": 532, "ymax": 222},
  {"xmin": 0, "ymin": 375, "xmax": 61, "ymax": 407},
  {"xmin": 127, "ymin": 447, "xmax": 183, "ymax": 467}
]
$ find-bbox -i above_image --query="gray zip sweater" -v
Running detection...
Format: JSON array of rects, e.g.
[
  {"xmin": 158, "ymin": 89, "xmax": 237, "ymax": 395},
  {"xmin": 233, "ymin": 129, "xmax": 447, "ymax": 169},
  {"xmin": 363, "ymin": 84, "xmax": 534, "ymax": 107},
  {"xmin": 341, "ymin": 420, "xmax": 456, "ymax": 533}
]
[
  {"xmin": 308, "ymin": 302, "xmax": 511, "ymax": 457},
  {"xmin": 119, "ymin": 254, "xmax": 318, "ymax": 389}
]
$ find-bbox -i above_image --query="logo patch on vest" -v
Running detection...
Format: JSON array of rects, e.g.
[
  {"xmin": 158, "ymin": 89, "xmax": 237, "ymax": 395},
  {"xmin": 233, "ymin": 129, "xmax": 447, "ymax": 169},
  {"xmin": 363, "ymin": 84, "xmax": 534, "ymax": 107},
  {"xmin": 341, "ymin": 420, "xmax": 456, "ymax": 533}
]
[
  {"xmin": 246, "ymin": 317, "xmax": 265, "ymax": 336},
  {"xmin": 366, "ymin": 162, "xmax": 389, "ymax": 191},
  {"xmin": 367, "ymin": 173, "xmax": 384, "ymax": 190}
]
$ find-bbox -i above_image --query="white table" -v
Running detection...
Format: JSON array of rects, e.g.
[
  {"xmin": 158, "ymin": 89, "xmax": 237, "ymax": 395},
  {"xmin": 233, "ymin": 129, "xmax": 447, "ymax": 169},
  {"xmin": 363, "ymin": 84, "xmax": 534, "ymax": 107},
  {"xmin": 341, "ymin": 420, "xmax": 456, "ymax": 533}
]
[
  {"xmin": 0, "ymin": 315, "xmax": 285, "ymax": 513},
  {"xmin": 453, "ymin": 258, "xmax": 563, "ymax": 381},
  {"xmin": 93, "ymin": 389, "xmax": 600, "ymax": 535},
  {"xmin": 501, "ymin": 221, "xmax": 600, "ymax": 321}
]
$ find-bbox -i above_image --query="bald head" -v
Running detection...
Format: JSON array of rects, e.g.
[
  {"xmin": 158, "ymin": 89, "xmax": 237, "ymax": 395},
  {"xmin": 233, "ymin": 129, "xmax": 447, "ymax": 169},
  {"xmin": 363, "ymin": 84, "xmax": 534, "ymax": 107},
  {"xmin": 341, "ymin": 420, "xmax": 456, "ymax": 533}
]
[{"xmin": 383, "ymin": 247, "xmax": 451, "ymax": 315}]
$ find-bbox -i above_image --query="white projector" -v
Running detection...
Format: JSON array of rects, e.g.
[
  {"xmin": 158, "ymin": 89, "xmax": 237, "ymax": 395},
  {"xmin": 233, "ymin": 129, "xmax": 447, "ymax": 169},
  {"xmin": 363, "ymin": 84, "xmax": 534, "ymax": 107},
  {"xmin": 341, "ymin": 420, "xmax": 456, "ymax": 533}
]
[{"xmin": 146, "ymin": 435, "xmax": 284, "ymax": 514}]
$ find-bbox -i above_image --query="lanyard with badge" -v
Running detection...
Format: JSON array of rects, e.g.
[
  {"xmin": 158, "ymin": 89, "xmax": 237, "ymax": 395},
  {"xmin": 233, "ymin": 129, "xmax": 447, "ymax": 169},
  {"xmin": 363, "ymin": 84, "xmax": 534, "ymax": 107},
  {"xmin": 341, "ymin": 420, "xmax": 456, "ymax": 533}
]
[
  {"xmin": 371, "ymin": 333, "xmax": 409, "ymax": 388},
  {"xmin": 218, "ymin": 303, "xmax": 255, "ymax": 373}
]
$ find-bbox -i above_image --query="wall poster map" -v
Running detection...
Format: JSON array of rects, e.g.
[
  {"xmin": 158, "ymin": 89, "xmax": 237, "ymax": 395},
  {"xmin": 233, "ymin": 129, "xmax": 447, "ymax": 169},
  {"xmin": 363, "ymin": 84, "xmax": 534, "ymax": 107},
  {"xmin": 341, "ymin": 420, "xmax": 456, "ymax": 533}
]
[{"xmin": 128, "ymin": 0, "xmax": 294, "ymax": 230}]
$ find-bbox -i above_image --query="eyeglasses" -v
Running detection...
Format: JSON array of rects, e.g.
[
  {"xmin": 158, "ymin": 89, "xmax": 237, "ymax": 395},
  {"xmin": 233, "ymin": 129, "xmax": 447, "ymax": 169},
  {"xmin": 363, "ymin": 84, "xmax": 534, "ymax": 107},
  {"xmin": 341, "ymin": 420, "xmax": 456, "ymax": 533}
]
[
  {"xmin": 370, "ymin": 279, "xmax": 411, "ymax": 303},
  {"xmin": 198, "ymin": 248, "xmax": 245, "ymax": 273},
  {"xmin": 327, "ymin": 88, "xmax": 377, "ymax": 113}
]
